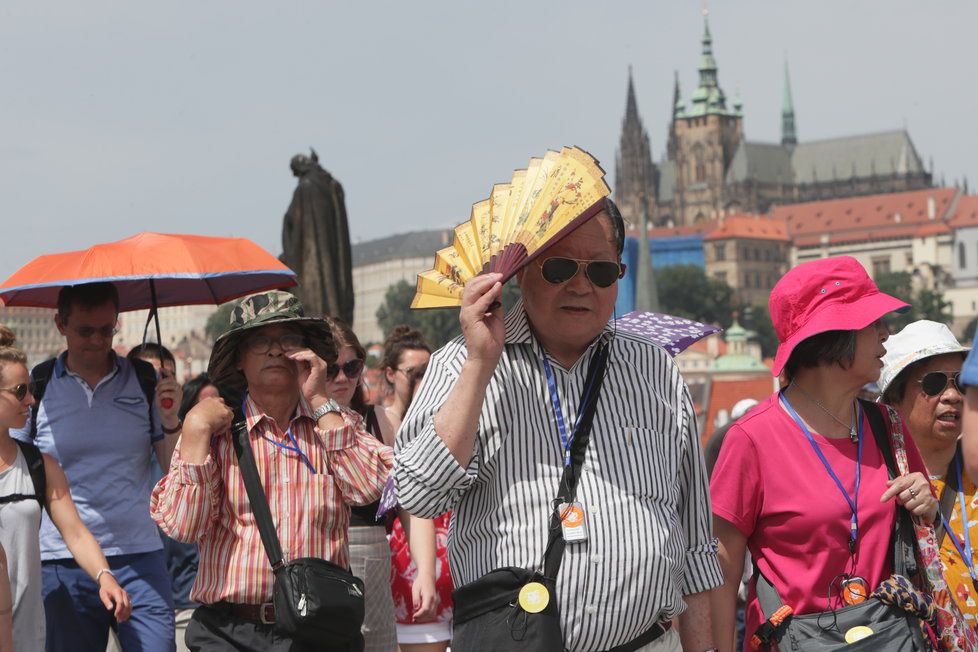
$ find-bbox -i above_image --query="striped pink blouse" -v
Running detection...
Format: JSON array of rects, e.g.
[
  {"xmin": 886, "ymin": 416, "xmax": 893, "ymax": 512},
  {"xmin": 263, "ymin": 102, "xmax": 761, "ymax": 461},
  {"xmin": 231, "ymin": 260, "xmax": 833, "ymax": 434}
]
[{"xmin": 151, "ymin": 396, "xmax": 393, "ymax": 605}]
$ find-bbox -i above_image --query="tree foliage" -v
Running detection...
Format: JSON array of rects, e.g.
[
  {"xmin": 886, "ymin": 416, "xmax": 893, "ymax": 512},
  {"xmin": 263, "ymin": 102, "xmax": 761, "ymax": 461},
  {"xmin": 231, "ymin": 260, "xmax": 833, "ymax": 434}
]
[
  {"xmin": 205, "ymin": 302, "xmax": 237, "ymax": 342},
  {"xmin": 874, "ymin": 271, "xmax": 952, "ymax": 330},
  {"xmin": 376, "ymin": 280, "xmax": 460, "ymax": 348},
  {"xmin": 657, "ymin": 264, "xmax": 735, "ymax": 327},
  {"xmin": 375, "ymin": 279, "xmax": 523, "ymax": 349}
]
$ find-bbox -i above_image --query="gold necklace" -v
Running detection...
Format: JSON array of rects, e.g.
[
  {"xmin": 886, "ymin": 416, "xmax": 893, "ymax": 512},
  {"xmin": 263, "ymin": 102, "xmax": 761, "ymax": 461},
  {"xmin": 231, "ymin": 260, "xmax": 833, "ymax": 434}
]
[{"xmin": 790, "ymin": 383, "xmax": 858, "ymax": 442}]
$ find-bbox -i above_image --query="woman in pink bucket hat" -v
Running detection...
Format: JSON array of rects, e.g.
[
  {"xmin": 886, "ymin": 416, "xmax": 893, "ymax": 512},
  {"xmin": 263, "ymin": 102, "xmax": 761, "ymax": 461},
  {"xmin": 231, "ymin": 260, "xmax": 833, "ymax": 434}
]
[{"xmin": 709, "ymin": 256, "xmax": 954, "ymax": 650}]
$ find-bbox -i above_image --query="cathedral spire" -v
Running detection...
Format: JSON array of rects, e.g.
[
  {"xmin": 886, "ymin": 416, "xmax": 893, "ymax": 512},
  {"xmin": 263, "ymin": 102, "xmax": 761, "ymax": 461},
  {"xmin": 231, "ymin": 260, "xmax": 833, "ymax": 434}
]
[
  {"xmin": 689, "ymin": 6, "xmax": 729, "ymax": 116},
  {"xmin": 615, "ymin": 67, "xmax": 658, "ymax": 254},
  {"xmin": 672, "ymin": 70, "xmax": 686, "ymax": 119},
  {"xmin": 625, "ymin": 65, "xmax": 640, "ymax": 126},
  {"xmin": 781, "ymin": 59, "xmax": 798, "ymax": 147}
]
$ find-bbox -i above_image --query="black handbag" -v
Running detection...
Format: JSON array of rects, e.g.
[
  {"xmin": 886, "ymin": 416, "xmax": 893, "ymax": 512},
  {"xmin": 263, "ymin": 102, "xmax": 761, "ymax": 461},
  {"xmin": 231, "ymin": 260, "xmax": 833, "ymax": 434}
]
[
  {"xmin": 451, "ymin": 344, "xmax": 608, "ymax": 651},
  {"xmin": 231, "ymin": 411, "xmax": 366, "ymax": 649}
]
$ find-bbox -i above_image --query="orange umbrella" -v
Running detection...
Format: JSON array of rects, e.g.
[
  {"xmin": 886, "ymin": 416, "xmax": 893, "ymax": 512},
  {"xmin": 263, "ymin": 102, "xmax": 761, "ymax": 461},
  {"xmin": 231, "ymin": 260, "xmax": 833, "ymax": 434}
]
[
  {"xmin": 0, "ymin": 232, "xmax": 297, "ymax": 357},
  {"xmin": 0, "ymin": 232, "xmax": 295, "ymax": 311}
]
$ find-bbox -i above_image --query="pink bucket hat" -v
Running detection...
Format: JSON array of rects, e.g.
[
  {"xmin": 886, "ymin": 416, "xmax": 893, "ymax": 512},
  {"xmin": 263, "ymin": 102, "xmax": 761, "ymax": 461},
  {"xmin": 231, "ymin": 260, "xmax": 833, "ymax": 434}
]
[{"xmin": 769, "ymin": 256, "xmax": 909, "ymax": 377}]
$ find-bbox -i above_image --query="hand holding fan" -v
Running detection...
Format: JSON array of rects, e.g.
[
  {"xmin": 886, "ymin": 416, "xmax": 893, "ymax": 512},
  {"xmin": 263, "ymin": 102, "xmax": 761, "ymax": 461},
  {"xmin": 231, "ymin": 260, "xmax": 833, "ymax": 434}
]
[{"xmin": 411, "ymin": 146, "xmax": 610, "ymax": 309}]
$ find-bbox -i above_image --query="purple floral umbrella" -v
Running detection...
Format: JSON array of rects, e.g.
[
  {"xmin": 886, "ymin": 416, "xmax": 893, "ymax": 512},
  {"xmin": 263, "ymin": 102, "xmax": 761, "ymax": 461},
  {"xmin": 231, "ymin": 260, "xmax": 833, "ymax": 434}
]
[{"xmin": 616, "ymin": 311, "xmax": 722, "ymax": 357}]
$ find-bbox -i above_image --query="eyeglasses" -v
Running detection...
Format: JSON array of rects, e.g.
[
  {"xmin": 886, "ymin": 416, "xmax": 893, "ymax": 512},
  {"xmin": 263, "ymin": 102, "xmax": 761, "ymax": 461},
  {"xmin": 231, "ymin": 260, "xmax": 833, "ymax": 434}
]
[
  {"xmin": 0, "ymin": 383, "xmax": 34, "ymax": 402},
  {"xmin": 326, "ymin": 359, "xmax": 365, "ymax": 381},
  {"xmin": 918, "ymin": 371, "xmax": 963, "ymax": 397},
  {"xmin": 244, "ymin": 333, "xmax": 306, "ymax": 355},
  {"xmin": 538, "ymin": 257, "xmax": 623, "ymax": 288},
  {"xmin": 73, "ymin": 324, "xmax": 118, "ymax": 339}
]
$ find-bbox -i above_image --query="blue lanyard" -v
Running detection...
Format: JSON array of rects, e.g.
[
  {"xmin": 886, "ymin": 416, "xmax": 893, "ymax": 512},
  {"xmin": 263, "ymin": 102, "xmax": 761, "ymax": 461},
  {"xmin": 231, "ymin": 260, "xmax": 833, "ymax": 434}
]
[
  {"xmin": 939, "ymin": 451, "xmax": 977, "ymax": 585},
  {"xmin": 245, "ymin": 398, "xmax": 317, "ymax": 474},
  {"xmin": 780, "ymin": 391, "xmax": 863, "ymax": 554},
  {"xmin": 542, "ymin": 354, "xmax": 599, "ymax": 467}
]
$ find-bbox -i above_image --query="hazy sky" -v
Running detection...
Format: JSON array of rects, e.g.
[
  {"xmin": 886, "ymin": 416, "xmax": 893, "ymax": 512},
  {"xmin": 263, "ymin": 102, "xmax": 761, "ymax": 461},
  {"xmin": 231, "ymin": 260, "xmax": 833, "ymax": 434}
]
[{"xmin": 2, "ymin": 1, "xmax": 976, "ymax": 281}]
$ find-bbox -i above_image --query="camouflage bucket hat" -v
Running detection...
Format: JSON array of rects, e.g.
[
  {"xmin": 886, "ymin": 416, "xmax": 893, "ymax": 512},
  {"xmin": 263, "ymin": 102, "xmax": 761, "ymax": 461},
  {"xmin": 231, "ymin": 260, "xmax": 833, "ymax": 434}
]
[{"xmin": 207, "ymin": 290, "xmax": 336, "ymax": 388}]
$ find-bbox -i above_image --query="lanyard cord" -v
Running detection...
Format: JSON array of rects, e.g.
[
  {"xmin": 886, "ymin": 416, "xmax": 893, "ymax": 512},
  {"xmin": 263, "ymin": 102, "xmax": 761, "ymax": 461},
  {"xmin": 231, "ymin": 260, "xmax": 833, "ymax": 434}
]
[
  {"xmin": 780, "ymin": 391, "xmax": 863, "ymax": 554},
  {"xmin": 940, "ymin": 451, "xmax": 977, "ymax": 589},
  {"xmin": 542, "ymin": 354, "xmax": 600, "ymax": 468},
  {"xmin": 243, "ymin": 397, "xmax": 318, "ymax": 474}
]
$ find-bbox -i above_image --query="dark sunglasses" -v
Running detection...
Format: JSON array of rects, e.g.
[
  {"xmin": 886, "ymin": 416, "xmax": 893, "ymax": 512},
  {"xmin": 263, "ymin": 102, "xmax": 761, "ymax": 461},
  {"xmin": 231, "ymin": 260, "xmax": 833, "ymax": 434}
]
[
  {"xmin": 539, "ymin": 257, "xmax": 623, "ymax": 288},
  {"xmin": 0, "ymin": 382, "xmax": 34, "ymax": 402},
  {"xmin": 326, "ymin": 359, "xmax": 365, "ymax": 381},
  {"xmin": 918, "ymin": 371, "xmax": 963, "ymax": 397},
  {"xmin": 74, "ymin": 324, "xmax": 118, "ymax": 339}
]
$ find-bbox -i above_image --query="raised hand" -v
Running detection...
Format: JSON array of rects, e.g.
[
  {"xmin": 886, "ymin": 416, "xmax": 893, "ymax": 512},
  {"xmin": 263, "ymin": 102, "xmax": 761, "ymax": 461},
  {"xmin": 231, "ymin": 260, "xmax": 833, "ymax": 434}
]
[{"xmin": 460, "ymin": 272, "xmax": 505, "ymax": 367}]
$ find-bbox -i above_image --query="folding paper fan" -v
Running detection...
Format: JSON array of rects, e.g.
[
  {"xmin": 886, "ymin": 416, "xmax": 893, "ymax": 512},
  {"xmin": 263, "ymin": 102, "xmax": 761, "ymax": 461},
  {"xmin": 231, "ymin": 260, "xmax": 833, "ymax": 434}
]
[{"xmin": 411, "ymin": 146, "xmax": 610, "ymax": 309}]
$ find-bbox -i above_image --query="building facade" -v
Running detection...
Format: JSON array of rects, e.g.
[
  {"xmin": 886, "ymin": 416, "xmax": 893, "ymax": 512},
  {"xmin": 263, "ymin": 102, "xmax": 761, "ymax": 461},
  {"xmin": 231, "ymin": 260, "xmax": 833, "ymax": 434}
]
[{"xmin": 351, "ymin": 229, "xmax": 453, "ymax": 345}]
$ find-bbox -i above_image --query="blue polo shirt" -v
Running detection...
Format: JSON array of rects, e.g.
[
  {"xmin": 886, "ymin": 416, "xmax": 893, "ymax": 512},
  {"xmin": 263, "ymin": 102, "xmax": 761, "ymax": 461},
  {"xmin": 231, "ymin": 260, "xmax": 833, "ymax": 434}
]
[{"xmin": 12, "ymin": 352, "xmax": 164, "ymax": 560}]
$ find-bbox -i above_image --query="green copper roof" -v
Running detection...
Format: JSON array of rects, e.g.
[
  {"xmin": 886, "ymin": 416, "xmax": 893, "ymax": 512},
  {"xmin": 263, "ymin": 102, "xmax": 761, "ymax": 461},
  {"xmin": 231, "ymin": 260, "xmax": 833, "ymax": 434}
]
[
  {"xmin": 714, "ymin": 354, "xmax": 770, "ymax": 373},
  {"xmin": 686, "ymin": 14, "xmax": 737, "ymax": 118}
]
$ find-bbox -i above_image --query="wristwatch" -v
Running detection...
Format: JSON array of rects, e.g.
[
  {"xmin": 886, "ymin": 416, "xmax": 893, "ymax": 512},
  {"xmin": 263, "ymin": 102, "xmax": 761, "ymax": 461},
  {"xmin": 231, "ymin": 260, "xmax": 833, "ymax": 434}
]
[{"xmin": 311, "ymin": 399, "xmax": 343, "ymax": 422}]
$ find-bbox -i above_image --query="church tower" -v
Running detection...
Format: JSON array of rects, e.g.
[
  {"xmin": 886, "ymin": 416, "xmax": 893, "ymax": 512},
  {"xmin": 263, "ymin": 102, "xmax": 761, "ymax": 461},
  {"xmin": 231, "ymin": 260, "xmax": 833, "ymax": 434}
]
[
  {"xmin": 669, "ymin": 10, "xmax": 743, "ymax": 225},
  {"xmin": 781, "ymin": 60, "xmax": 798, "ymax": 147},
  {"xmin": 615, "ymin": 67, "xmax": 659, "ymax": 230}
]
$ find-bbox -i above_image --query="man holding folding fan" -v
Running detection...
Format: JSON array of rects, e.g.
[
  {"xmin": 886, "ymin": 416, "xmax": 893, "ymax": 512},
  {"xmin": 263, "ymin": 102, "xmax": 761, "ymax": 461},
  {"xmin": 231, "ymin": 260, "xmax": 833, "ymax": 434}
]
[{"xmin": 396, "ymin": 199, "xmax": 721, "ymax": 652}]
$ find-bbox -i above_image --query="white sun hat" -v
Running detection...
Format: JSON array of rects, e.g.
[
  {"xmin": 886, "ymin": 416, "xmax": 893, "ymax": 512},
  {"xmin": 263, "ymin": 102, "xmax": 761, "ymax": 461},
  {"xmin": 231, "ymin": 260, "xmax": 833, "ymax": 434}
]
[{"xmin": 878, "ymin": 320, "xmax": 970, "ymax": 398}]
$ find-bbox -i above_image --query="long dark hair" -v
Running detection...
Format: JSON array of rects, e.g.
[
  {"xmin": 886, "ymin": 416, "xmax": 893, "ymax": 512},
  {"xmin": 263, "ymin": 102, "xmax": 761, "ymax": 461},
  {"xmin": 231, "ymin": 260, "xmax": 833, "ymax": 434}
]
[
  {"xmin": 178, "ymin": 373, "xmax": 242, "ymax": 420},
  {"xmin": 323, "ymin": 316, "xmax": 368, "ymax": 416},
  {"xmin": 381, "ymin": 325, "xmax": 431, "ymax": 392}
]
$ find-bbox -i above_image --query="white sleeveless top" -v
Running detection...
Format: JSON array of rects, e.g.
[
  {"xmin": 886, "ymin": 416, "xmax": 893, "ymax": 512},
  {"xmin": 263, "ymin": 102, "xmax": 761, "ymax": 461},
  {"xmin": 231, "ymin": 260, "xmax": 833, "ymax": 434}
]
[{"xmin": 0, "ymin": 446, "xmax": 45, "ymax": 651}]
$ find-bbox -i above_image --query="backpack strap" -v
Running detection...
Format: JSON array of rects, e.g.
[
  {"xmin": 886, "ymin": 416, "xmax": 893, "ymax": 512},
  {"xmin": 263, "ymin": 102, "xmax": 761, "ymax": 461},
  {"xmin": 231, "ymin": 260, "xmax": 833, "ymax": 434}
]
[
  {"xmin": 129, "ymin": 358, "xmax": 159, "ymax": 435},
  {"xmin": 0, "ymin": 440, "xmax": 47, "ymax": 513},
  {"xmin": 28, "ymin": 359, "xmax": 56, "ymax": 440}
]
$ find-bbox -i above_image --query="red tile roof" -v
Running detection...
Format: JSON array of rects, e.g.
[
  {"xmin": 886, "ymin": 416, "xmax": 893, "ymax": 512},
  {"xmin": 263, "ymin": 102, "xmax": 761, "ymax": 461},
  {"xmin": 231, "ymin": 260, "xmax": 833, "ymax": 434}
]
[
  {"xmin": 702, "ymin": 375, "xmax": 776, "ymax": 446},
  {"xmin": 947, "ymin": 195, "xmax": 978, "ymax": 228},
  {"xmin": 703, "ymin": 214, "xmax": 790, "ymax": 242},
  {"xmin": 773, "ymin": 188, "xmax": 958, "ymax": 243}
]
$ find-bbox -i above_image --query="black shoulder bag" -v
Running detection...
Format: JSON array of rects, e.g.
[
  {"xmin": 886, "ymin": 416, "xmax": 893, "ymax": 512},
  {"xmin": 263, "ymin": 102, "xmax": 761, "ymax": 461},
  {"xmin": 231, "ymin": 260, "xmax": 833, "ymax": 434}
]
[
  {"xmin": 231, "ymin": 409, "xmax": 366, "ymax": 648},
  {"xmin": 450, "ymin": 343, "xmax": 608, "ymax": 651}
]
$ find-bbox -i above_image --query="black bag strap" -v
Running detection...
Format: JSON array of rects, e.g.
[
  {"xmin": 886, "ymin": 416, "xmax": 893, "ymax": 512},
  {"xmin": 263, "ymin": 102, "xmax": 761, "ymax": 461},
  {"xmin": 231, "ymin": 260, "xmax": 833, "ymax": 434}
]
[
  {"xmin": 230, "ymin": 407, "xmax": 286, "ymax": 571},
  {"xmin": 932, "ymin": 441, "xmax": 962, "ymax": 547},
  {"xmin": 541, "ymin": 343, "xmax": 609, "ymax": 581},
  {"xmin": 130, "ymin": 358, "xmax": 159, "ymax": 435},
  {"xmin": 28, "ymin": 359, "xmax": 56, "ymax": 439}
]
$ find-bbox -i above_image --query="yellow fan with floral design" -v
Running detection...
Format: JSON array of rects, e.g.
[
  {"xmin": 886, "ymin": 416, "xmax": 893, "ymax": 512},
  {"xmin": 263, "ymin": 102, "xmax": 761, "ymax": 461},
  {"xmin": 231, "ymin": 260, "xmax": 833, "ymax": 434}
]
[{"xmin": 411, "ymin": 146, "xmax": 610, "ymax": 309}]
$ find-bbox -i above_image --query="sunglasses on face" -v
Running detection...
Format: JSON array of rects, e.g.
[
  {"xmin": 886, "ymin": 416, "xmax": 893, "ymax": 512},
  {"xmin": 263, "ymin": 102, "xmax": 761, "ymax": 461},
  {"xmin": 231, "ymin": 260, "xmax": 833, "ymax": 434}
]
[
  {"xmin": 538, "ymin": 257, "xmax": 623, "ymax": 288},
  {"xmin": 326, "ymin": 358, "xmax": 365, "ymax": 381},
  {"xmin": 0, "ymin": 382, "xmax": 34, "ymax": 402},
  {"xmin": 73, "ymin": 324, "xmax": 118, "ymax": 339},
  {"xmin": 245, "ymin": 333, "xmax": 306, "ymax": 355},
  {"xmin": 918, "ymin": 371, "xmax": 963, "ymax": 397}
]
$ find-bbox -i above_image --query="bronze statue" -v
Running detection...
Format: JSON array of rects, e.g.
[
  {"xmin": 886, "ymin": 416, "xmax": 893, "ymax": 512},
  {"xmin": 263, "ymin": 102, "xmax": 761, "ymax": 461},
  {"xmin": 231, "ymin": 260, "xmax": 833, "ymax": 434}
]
[{"xmin": 281, "ymin": 149, "xmax": 354, "ymax": 325}]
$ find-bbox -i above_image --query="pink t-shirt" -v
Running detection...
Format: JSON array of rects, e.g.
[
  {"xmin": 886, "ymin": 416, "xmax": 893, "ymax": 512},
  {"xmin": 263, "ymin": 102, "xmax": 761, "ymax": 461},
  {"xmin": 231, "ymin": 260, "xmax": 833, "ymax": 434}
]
[{"xmin": 710, "ymin": 393, "xmax": 929, "ymax": 648}]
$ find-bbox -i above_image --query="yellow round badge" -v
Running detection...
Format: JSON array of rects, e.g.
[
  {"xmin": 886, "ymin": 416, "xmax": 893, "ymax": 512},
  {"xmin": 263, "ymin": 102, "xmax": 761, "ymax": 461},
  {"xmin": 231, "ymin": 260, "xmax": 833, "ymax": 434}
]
[
  {"xmin": 518, "ymin": 582, "xmax": 550, "ymax": 614},
  {"xmin": 844, "ymin": 626, "xmax": 874, "ymax": 643}
]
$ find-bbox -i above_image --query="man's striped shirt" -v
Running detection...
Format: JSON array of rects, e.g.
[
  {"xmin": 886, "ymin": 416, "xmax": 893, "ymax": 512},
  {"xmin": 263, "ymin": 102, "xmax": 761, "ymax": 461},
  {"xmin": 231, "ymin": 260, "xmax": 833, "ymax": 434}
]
[{"xmin": 395, "ymin": 301, "xmax": 723, "ymax": 652}]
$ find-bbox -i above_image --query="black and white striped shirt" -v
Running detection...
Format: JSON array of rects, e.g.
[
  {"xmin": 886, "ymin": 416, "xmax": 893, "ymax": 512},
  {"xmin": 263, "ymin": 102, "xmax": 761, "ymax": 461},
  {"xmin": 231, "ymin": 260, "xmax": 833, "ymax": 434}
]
[{"xmin": 394, "ymin": 301, "xmax": 723, "ymax": 652}]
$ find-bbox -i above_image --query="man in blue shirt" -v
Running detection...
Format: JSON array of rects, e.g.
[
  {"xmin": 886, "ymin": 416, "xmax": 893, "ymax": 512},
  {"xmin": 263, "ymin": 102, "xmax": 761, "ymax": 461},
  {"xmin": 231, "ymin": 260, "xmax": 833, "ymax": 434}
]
[{"xmin": 13, "ymin": 282, "xmax": 182, "ymax": 651}]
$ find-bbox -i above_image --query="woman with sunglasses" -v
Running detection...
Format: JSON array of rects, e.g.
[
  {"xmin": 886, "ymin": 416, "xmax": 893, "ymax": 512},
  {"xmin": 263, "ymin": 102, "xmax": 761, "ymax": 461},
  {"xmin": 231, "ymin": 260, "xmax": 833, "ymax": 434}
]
[
  {"xmin": 879, "ymin": 320, "xmax": 978, "ymax": 623},
  {"xmin": 0, "ymin": 326, "xmax": 131, "ymax": 650},
  {"xmin": 323, "ymin": 317, "xmax": 399, "ymax": 652},
  {"xmin": 709, "ymin": 257, "xmax": 940, "ymax": 651}
]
